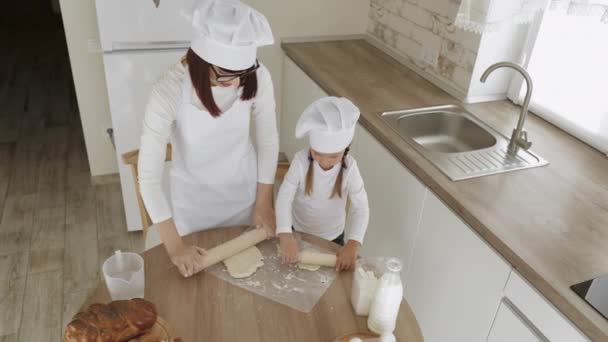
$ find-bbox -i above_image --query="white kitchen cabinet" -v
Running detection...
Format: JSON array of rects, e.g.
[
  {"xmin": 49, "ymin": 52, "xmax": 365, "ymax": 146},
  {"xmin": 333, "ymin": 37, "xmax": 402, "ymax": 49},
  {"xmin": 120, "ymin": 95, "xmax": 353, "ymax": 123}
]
[
  {"xmin": 353, "ymin": 124, "xmax": 427, "ymax": 283},
  {"xmin": 486, "ymin": 299, "xmax": 543, "ymax": 342},
  {"xmin": 281, "ymin": 57, "xmax": 328, "ymax": 160},
  {"xmin": 498, "ymin": 271, "xmax": 589, "ymax": 342},
  {"xmin": 405, "ymin": 192, "xmax": 511, "ymax": 342}
]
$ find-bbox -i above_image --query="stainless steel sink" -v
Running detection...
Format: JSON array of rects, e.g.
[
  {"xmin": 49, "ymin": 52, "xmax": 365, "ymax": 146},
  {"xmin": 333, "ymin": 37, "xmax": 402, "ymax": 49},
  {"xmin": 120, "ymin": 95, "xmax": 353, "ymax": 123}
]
[
  {"xmin": 394, "ymin": 110, "xmax": 497, "ymax": 153},
  {"xmin": 381, "ymin": 105, "xmax": 549, "ymax": 180}
]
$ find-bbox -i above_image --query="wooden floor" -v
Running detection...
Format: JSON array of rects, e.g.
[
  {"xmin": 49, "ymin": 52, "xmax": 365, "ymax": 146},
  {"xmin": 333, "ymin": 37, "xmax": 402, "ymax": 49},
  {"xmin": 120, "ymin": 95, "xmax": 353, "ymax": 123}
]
[{"xmin": 0, "ymin": 10, "xmax": 143, "ymax": 342}]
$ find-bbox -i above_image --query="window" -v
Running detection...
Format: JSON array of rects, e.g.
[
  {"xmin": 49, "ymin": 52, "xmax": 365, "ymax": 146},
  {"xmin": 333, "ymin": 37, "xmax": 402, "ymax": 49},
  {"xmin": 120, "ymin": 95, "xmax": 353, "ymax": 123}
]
[{"xmin": 508, "ymin": 10, "xmax": 608, "ymax": 154}]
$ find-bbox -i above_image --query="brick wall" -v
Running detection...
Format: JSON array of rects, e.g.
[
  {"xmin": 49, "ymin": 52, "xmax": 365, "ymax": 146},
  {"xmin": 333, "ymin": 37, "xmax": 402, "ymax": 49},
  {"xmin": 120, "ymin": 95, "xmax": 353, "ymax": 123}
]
[{"xmin": 368, "ymin": 0, "xmax": 481, "ymax": 93}]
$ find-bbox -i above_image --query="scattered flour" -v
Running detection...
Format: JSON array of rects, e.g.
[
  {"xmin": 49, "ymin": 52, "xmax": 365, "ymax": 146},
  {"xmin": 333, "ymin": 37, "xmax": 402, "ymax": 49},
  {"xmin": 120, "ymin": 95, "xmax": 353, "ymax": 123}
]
[
  {"xmin": 318, "ymin": 273, "xmax": 331, "ymax": 284},
  {"xmin": 245, "ymin": 280, "xmax": 262, "ymax": 287},
  {"xmin": 271, "ymin": 281, "xmax": 288, "ymax": 290}
]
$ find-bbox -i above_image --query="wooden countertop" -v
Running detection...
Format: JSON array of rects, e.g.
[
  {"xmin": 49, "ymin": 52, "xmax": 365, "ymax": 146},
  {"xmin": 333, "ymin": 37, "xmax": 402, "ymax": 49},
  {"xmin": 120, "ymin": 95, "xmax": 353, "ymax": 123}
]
[{"xmin": 283, "ymin": 38, "xmax": 608, "ymax": 340}]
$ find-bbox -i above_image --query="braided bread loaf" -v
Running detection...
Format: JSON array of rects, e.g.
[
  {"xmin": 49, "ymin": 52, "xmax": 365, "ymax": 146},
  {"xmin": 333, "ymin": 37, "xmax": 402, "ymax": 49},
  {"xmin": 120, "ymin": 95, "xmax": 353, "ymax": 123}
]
[{"xmin": 64, "ymin": 298, "xmax": 157, "ymax": 342}]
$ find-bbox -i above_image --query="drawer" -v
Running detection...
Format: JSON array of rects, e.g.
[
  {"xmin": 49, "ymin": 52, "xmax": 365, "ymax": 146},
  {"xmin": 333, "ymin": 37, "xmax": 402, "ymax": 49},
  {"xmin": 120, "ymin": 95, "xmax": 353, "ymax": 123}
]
[{"xmin": 503, "ymin": 271, "xmax": 588, "ymax": 342}]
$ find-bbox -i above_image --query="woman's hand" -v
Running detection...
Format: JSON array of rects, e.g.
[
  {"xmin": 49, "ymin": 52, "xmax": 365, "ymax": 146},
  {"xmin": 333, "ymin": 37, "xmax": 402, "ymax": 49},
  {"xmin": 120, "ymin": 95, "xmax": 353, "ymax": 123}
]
[
  {"xmin": 279, "ymin": 233, "xmax": 299, "ymax": 264},
  {"xmin": 167, "ymin": 242, "xmax": 207, "ymax": 278},
  {"xmin": 254, "ymin": 183, "xmax": 276, "ymax": 238},
  {"xmin": 336, "ymin": 240, "xmax": 360, "ymax": 271},
  {"xmin": 157, "ymin": 218, "xmax": 207, "ymax": 277},
  {"xmin": 254, "ymin": 203, "xmax": 276, "ymax": 238}
]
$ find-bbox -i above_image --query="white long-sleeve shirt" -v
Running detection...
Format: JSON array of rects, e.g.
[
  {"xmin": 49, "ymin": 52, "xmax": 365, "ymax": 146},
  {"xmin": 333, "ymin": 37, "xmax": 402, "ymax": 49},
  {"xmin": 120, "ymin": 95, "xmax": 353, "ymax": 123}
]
[
  {"xmin": 138, "ymin": 61, "xmax": 279, "ymax": 223},
  {"xmin": 275, "ymin": 149, "xmax": 370, "ymax": 243}
]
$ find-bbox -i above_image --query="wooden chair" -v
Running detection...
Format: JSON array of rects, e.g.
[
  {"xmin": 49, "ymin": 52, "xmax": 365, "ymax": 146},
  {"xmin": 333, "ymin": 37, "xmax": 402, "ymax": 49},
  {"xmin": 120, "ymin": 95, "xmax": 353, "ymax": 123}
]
[{"xmin": 122, "ymin": 144, "xmax": 290, "ymax": 241}]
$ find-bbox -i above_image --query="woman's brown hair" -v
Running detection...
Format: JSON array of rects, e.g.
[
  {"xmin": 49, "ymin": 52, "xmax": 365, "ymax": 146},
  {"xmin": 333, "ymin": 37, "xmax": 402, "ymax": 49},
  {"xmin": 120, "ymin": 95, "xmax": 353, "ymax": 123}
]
[
  {"xmin": 185, "ymin": 48, "xmax": 258, "ymax": 117},
  {"xmin": 305, "ymin": 147, "xmax": 350, "ymax": 199}
]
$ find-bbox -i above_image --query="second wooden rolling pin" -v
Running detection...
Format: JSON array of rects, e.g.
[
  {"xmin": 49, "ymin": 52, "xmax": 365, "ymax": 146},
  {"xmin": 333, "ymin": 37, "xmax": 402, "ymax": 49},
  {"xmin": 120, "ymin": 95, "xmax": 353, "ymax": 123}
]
[
  {"xmin": 198, "ymin": 228, "xmax": 268, "ymax": 270},
  {"xmin": 299, "ymin": 249, "xmax": 337, "ymax": 267}
]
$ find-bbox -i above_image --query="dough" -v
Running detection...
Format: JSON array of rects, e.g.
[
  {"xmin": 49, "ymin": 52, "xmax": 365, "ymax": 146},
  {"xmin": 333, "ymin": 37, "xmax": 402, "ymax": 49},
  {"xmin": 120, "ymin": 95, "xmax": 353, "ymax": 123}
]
[
  {"xmin": 298, "ymin": 263, "xmax": 321, "ymax": 271},
  {"xmin": 223, "ymin": 246, "xmax": 264, "ymax": 278}
]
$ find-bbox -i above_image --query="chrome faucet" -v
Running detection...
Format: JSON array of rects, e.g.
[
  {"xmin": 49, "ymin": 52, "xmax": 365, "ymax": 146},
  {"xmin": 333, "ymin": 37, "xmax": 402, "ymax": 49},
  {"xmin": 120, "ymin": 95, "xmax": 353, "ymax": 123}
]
[{"xmin": 480, "ymin": 62, "xmax": 533, "ymax": 156}]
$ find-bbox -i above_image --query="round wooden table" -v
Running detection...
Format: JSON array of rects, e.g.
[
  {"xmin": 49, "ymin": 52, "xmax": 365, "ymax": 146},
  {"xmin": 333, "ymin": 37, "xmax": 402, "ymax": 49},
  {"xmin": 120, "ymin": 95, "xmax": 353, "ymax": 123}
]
[{"xmin": 82, "ymin": 226, "xmax": 423, "ymax": 342}]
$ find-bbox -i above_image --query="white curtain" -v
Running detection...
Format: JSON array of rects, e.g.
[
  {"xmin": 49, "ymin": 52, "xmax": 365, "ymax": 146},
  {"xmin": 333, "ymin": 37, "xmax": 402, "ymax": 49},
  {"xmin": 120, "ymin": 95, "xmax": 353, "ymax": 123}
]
[
  {"xmin": 455, "ymin": 0, "xmax": 608, "ymax": 34},
  {"xmin": 454, "ymin": 0, "xmax": 547, "ymax": 34},
  {"xmin": 550, "ymin": 0, "xmax": 608, "ymax": 22},
  {"xmin": 508, "ymin": 11, "xmax": 608, "ymax": 155}
]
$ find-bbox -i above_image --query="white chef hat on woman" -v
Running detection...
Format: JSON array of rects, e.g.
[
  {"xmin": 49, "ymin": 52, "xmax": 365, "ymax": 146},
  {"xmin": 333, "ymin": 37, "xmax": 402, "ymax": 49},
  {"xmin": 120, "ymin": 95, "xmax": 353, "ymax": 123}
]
[
  {"xmin": 190, "ymin": 0, "xmax": 274, "ymax": 71},
  {"xmin": 296, "ymin": 97, "xmax": 361, "ymax": 154}
]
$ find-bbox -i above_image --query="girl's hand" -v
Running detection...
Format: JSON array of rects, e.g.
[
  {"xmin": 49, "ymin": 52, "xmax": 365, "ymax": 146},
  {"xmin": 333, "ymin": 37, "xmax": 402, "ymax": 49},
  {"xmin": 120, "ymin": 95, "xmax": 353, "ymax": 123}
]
[
  {"xmin": 166, "ymin": 242, "xmax": 207, "ymax": 278},
  {"xmin": 336, "ymin": 240, "xmax": 360, "ymax": 271},
  {"xmin": 279, "ymin": 233, "xmax": 299, "ymax": 264}
]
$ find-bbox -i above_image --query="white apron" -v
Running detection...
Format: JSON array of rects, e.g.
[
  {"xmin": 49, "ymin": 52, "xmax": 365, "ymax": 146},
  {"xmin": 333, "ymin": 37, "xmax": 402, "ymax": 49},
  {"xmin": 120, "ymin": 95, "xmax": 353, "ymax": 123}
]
[{"xmin": 170, "ymin": 73, "xmax": 257, "ymax": 235}]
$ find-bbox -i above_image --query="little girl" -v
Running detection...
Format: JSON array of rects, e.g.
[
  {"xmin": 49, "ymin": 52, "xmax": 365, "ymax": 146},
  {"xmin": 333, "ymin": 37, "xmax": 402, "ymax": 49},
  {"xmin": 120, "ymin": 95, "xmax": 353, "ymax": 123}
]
[{"xmin": 276, "ymin": 96, "xmax": 370, "ymax": 271}]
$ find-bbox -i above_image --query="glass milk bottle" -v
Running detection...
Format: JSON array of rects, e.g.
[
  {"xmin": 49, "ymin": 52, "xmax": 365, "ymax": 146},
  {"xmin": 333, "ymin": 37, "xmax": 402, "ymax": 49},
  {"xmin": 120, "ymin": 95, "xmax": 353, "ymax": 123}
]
[{"xmin": 368, "ymin": 258, "xmax": 403, "ymax": 334}]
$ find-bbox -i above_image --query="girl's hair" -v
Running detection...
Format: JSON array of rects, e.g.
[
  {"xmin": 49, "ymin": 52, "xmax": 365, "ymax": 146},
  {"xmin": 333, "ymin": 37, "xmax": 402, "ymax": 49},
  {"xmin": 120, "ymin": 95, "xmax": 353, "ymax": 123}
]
[
  {"xmin": 185, "ymin": 48, "xmax": 258, "ymax": 117},
  {"xmin": 305, "ymin": 147, "xmax": 350, "ymax": 199}
]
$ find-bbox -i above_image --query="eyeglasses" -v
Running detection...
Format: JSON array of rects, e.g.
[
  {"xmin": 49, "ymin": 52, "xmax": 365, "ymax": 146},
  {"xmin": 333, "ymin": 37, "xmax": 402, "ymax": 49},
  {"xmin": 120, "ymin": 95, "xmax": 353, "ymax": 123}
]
[{"xmin": 211, "ymin": 60, "xmax": 260, "ymax": 83}]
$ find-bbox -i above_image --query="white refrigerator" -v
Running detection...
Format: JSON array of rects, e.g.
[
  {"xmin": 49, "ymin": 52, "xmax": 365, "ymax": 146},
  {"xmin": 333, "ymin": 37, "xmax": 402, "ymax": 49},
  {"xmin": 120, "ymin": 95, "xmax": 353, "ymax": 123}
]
[{"xmin": 95, "ymin": 0, "xmax": 196, "ymax": 231}]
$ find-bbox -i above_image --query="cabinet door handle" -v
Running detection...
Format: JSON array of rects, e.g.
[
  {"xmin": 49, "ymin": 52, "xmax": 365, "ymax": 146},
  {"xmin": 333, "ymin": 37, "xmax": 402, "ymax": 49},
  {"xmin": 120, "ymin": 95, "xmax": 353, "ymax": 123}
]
[
  {"xmin": 501, "ymin": 297, "xmax": 550, "ymax": 342},
  {"xmin": 106, "ymin": 128, "xmax": 115, "ymax": 150}
]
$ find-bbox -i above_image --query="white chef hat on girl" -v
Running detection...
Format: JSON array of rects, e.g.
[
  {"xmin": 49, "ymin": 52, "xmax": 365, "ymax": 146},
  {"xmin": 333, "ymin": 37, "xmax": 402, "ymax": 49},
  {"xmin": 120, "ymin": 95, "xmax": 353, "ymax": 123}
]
[
  {"xmin": 190, "ymin": 0, "xmax": 274, "ymax": 71},
  {"xmin": 296, "ymin": 97, "xmax": 361, "ymax": 154}
]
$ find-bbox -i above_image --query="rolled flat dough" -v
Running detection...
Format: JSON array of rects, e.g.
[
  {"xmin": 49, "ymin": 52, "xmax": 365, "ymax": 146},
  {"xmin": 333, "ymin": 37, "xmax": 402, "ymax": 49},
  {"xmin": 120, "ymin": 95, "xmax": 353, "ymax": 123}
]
[{"xmin": 223, "ymin": 246, "xmax": 264, "ymax": 278}]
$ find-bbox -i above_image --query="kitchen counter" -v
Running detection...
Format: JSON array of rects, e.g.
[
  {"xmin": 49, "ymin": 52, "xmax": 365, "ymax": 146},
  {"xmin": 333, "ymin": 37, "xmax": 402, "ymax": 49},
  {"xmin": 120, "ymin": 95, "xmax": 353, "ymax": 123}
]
[{"xmin": 283, "ymin": 38, "xmax": 608, "ymax": 340}]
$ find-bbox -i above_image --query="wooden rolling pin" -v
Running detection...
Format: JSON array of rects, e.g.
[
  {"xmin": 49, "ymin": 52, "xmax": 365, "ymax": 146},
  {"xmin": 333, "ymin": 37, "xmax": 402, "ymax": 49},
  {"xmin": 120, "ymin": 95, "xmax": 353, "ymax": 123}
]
[
  {"xmin": 199, "ymin": 228, "xmax": 268, "ymax": 270},
  {"xmin": 299, "ymin": 249, "xmax": 337, "ymax": 267}
]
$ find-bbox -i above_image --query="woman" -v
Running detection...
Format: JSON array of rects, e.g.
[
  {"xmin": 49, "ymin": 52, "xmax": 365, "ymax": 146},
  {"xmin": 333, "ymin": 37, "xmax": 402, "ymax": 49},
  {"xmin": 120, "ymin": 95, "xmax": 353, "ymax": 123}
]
[{"xmin": 138, "ymin": 0, "xmax": 278, "ymax": 278}]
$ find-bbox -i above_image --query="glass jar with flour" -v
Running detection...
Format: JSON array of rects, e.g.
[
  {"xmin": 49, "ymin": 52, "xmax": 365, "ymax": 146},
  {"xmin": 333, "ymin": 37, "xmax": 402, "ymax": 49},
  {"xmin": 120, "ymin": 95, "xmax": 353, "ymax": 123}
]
[{"xmin": 351, "ymin": 259, "xmax": 381, "ymax": 316}]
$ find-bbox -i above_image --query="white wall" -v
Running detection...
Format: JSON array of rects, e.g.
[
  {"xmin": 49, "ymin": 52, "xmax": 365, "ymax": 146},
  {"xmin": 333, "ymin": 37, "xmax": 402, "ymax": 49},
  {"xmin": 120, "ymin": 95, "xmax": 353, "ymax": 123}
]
[
  {"xmin": 59, "ymin": 0, "xmax": 369, "ymax": 176},
  {"xmin": 59, "ymin": 0, "xmax": 118, "ymax": 176},
  {"xmin": 245, "ymin": 0, "xmax": 370, "ymax": 129}
]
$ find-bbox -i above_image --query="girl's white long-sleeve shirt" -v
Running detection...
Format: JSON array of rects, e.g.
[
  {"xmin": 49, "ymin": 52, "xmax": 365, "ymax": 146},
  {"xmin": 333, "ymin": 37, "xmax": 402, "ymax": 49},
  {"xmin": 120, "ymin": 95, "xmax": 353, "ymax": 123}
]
[
  {"xmin": 137, "ymin": 62, "xmax": 279, "ymax": 224},
  {"xmin": 275, "ymin": 149, "xmax": 370, "ymax": 243}
]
